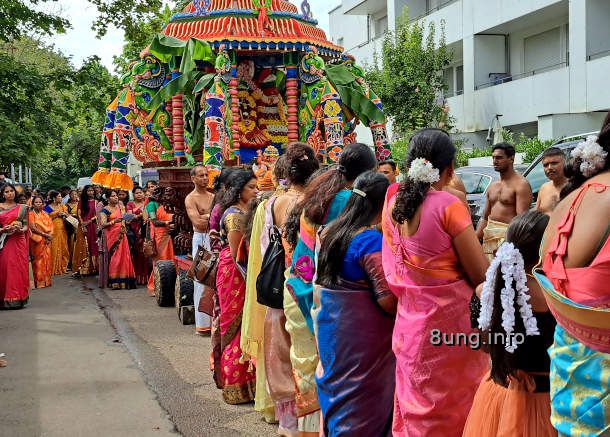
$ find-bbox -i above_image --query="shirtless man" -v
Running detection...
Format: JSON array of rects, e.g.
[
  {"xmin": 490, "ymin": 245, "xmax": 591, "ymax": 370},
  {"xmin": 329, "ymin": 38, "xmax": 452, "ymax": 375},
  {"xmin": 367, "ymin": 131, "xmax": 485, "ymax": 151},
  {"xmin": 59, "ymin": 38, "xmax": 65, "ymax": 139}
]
[
  {"xmin": 185, "ymin": 165, "xmax": 215, "ymax": 335},
  {"xmin": 476, "ymin": 143, "xmax": 532, "ymax": 260},
  {"xmin": 535, "ymin": 147, "xmax": 567, "ymax": 214}
]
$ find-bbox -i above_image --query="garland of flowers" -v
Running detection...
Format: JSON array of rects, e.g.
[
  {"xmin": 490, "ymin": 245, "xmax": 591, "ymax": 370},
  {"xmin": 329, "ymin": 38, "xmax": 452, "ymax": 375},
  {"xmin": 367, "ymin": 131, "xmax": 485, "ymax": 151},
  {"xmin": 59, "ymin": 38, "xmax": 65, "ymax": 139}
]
[
  {"xmin": 571, "ymin": 135, "xmax": 608, "ymax": 177},
  {"xmin": 478, "ymin": 242, "xmax": 540, "ymax": 353}
]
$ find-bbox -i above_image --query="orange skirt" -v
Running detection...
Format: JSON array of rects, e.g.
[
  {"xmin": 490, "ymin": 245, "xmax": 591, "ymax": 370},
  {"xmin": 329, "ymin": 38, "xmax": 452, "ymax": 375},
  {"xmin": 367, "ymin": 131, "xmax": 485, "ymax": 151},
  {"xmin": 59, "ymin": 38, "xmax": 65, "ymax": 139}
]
[{"xmin": 462, "ymin": 371, "xmax": 557, "ymax": 437}]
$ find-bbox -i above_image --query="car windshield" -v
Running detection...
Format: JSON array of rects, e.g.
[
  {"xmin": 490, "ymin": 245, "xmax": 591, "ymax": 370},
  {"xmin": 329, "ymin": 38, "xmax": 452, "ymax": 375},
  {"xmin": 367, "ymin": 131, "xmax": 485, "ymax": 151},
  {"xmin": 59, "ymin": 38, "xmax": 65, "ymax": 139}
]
[{"xmin": 457, "ymin": 172, "xmax": 491, "ymax": 194}]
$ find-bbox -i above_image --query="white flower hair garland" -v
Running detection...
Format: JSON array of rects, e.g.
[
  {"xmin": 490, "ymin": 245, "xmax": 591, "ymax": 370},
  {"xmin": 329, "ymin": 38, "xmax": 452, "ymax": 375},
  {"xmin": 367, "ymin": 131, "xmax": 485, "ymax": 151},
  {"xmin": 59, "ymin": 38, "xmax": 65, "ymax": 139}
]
[
  {"xmin": 477, "ymin": 242, "xmax": 540, "ymax": 353},
  {"xmin": 407, "ymin": 158, "xmax": 440, "ymax": 184},
  {"xmin": 571, "ymin": 135, "xmax": 608, "ymax": 178}
]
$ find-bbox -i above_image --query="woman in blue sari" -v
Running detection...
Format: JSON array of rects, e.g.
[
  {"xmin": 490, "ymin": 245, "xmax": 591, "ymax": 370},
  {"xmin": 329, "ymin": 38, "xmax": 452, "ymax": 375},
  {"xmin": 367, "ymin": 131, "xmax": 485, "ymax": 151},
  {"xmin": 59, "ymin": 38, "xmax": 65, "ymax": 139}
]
[
  {"xmin": 314, "ymin": 171, "xmax": 397, "ymax": 436},
  {"xmin": 282, "ymin": 143, "xmax": 378, "ymax": 435},
  {"xmin": 536, "ymin": 114, "xmax": 610, "ymax": 436}
]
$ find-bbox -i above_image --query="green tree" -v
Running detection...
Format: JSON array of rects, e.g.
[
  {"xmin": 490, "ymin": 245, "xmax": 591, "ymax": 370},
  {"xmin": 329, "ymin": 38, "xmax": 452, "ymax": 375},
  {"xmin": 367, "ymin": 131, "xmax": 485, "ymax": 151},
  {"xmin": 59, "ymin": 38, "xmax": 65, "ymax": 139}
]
[
  {"xmin": 0, "ymin": 0, "xmax": 69, "ymax": 42},
  {"xmin": 366, "ymin": 11, "xmax": 452, "ymax": 138}
]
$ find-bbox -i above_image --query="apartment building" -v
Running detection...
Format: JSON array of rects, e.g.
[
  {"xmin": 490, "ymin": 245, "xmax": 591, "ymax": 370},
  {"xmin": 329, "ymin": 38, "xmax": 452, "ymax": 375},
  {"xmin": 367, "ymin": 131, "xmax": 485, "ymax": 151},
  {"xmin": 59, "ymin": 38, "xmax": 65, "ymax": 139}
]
[{"xmin": 329, "ymin": 0, "xmax": 610, "ymax": 147}]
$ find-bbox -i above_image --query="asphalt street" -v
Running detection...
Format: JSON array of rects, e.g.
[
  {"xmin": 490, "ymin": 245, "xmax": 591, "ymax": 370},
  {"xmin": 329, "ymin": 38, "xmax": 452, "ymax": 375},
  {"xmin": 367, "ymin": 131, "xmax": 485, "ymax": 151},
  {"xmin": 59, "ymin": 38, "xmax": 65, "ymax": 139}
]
[{"xmin": 0, "ymin": 275, "xmax": 277, "ymax": 437}]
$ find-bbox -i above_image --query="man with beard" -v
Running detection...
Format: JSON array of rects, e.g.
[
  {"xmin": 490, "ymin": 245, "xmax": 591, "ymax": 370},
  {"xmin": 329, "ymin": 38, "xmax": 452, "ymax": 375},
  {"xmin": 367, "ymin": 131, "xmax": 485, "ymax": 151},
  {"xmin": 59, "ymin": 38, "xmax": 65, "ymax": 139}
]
[
  {"xmin": 476, "ymin": 142, "xmax": 532, "ymax": 260},
  {"xmin": 535, "ymin": 147, "xmax": 567, "ymax": 213}
]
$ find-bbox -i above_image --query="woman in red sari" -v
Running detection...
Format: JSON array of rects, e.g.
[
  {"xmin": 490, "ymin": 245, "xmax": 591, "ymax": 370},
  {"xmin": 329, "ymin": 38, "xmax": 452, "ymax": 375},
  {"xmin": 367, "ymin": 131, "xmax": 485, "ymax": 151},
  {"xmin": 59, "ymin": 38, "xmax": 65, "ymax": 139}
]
[
  {"xmin": 100, "ymin": 190, "xmax": 136, "ymax": 289},
  {"xmin": 29, "ymin": 195, "xmax": 54, "ymax": 289},
  {"xmin": 212, "ymin": 169, "xmax": 258, "ymax": 404},
  {"xmin": 126, "ymin": 186, "xmax": 149, "ymax": 285},
  {"xmin": 0, "ymin": 183, "xmax": 29, "ymax": 309}
]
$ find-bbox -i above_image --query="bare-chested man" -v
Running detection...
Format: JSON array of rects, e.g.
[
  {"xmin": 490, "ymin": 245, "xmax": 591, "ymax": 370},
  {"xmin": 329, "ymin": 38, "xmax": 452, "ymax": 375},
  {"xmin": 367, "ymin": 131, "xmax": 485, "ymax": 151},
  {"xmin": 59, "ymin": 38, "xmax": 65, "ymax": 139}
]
[
  {"xmin": 535, "ymin": 147, "xmax": 567, "ymax": 214},
  {"xmin": 476, "ymin": 143, "xmax": 533, "ymax": 260},
  {"xmin": 185, "ymin": 165, "xmax": 215, "ymax": 335}
]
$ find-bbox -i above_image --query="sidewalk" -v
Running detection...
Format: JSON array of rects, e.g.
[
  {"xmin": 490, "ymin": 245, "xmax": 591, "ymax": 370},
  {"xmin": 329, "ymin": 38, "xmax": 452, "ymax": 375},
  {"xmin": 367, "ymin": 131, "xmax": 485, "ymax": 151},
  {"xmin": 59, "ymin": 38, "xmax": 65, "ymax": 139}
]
[{"xmin": 0, "ymin": 275, "xmax": 176, "ymax": 437}]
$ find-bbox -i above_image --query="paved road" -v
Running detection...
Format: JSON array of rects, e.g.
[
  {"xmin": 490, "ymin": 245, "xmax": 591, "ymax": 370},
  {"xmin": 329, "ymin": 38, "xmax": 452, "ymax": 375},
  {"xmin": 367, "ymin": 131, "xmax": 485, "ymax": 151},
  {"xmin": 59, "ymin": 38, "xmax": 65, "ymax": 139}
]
[
  {"xmin": 0, "ymin": 275, "xmax": 175, "ymax": 437},
  {"xmin": 1, "ymin": 275, "xmax": 277, "ymax": 437}
]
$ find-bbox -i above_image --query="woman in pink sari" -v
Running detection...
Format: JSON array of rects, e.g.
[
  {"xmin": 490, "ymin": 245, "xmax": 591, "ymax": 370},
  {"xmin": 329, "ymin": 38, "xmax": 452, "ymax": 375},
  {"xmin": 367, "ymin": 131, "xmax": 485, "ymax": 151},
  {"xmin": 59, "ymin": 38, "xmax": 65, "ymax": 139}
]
[
  {"xmin": 0, "ymin": 183, "xmax": 29, "ymax": 309},
  {"xmin": 382, "ymin": 129, "xmax": 489, "ymax": 436},
  {"xmin": 73, "ymin": 185, "xmax": 98, "ymax": 276},
  {"xmin": 212, "ymin": 169, "xmax": 258, "ymax": 404},
  {"xmin": 99, "ymin": 190, "xmax": 136, "ymax": 289}
]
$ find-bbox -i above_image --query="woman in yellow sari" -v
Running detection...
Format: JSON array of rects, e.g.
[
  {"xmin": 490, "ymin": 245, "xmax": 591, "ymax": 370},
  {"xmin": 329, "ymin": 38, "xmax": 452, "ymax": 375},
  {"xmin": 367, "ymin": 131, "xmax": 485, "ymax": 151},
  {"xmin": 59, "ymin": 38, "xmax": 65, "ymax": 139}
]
[
  {"xmin": 66, "ymin": 189, "xmax": 79, "ymax": 266},
  {"xmin": 44, "ymin": 190, "xmax": 69, "ymax": 275},
  {"xmin": 29, "ymin": 195, "xmax": 53, "ymax": 288}
]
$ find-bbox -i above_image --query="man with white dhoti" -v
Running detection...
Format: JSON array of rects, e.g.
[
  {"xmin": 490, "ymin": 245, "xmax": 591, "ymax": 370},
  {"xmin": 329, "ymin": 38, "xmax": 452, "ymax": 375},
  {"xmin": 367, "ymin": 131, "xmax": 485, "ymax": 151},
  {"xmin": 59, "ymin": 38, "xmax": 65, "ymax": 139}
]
[{"xmin": 185, "ymin": 165, "xmax": 215, "ymax": 335}]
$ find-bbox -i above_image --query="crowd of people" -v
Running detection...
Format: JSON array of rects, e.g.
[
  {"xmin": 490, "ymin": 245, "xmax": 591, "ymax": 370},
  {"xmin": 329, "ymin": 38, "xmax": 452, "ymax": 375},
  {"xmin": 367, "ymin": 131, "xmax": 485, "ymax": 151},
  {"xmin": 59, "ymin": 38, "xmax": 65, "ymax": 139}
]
[
  {"xmin": 1, "ymin": 112, "xmax": 608, "ymax": 437},
  {"xmin": 0, "ymin": 181, "xmax": 163, "ymax": 308}
]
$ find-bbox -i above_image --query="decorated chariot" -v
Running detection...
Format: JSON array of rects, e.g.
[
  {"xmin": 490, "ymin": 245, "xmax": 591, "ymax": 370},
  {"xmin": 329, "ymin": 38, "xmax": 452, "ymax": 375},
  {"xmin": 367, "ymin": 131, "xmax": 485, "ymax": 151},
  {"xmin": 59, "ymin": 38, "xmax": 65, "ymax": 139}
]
[{"xmin": 90, "ymin": 0, "xmax": 391, "ymax": 311}]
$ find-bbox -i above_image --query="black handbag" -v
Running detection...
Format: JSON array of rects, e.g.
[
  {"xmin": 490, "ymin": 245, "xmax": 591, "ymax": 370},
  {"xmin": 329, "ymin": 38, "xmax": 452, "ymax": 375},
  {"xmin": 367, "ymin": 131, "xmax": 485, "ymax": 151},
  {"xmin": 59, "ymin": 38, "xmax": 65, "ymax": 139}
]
[{"xmin": 256, "ymin": 201, "xmax": 286, "ymax": 309}]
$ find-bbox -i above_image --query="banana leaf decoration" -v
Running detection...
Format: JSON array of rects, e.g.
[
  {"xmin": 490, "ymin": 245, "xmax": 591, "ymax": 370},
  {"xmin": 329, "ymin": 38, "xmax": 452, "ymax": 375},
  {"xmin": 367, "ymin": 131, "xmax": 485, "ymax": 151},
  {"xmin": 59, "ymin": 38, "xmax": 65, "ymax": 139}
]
[{"xmin": 325, "ymin": 64, "xmax": 386, "ymax": 127}]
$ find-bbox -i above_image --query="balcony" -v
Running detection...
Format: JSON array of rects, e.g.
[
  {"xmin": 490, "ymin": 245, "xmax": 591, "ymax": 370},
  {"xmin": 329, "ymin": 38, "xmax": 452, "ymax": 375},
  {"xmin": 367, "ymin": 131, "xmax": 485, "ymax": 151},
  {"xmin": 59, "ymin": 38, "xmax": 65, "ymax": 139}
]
[
  {"xmin": 472, "ymin": 66, "xmax": 570, "ymax": 130},
  {"xmin": 474, "ymin": 61, "xmax": 568, "ymax": 90},
  {"xmin": 343, "ymin": 0, "xmax": 387, "ymax": 15}
]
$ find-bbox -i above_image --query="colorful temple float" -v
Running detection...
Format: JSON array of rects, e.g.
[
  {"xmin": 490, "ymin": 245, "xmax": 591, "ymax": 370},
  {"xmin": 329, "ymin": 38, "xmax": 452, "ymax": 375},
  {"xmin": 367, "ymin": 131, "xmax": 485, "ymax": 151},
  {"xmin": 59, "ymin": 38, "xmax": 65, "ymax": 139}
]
[{"xmin": 92, "ymin": 0, "xmax": 392, "ymax": 191}]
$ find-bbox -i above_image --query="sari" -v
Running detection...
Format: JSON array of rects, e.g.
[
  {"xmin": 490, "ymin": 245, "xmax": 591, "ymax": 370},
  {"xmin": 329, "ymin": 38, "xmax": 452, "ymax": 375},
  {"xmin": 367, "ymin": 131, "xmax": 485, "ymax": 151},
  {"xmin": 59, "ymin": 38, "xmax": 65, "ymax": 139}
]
[
  {"xmin": 73, "ymin": 199, "xmax": 98, "ymax": 276},
  {"xmin": 534, "ymin": 182, "xmax": 610, "ymax": 436},
  {"xmin": 126, "ymin": 201, "xmax": 149, "ymax": 285},
  {"xmin": 101, "ymin": 205, "xmax": 136, "ymax": 289},
  {"xmin": 147, "ymin": 204, "xmax": 174, "ymax": 292},
  {"xmin": 44, "ymin": 203, "xmax": 69, "ymax": 275},
  {"xmin": 381, "ymin": 186, "xmax": 487, "ymax": 436},
  {"xmin": 0, "ymin": 204, "xmax": 29, "ymax": 308},
  {"xmin": 240, "ymin": 198, "xmax": 276, "ymax": 421},
  {"xmin": 212, "ymin": 206, "xmax": 256, "ymax": 404},
  {"xmin": 314, "ymin": 230, "xmax": 395, "ymax": 436},
  {"xmin": 66, "ymin": 202, "xmax": 78, "ymax": 263},
  {"xmin": 97, "ymin": 201, "xmax": 108, "ymax": 288},
  {"xmin": 29, "ymin": 209, "xmax": 53, "ymax": 288},
  {"xmin": 284, "ymin": 189, "xmax": 351, "ymax": 430}
]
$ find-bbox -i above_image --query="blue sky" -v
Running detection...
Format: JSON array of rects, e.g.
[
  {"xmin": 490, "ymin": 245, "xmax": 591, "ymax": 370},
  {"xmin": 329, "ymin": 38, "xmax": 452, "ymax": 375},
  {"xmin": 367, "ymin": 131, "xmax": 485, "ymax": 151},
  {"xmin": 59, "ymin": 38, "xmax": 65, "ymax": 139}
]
[{"xmin": 47, "ymin": 0, "xmax": 337, "ymax": 73}]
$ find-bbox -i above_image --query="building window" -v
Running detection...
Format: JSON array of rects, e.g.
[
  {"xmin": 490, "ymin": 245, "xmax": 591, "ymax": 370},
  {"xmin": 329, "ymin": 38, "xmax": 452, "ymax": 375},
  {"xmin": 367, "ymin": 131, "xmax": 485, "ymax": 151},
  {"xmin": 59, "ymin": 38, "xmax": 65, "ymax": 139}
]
[
  {"xmin": 456, "ymin": 65, "xmax": 464, "ymax": 95},
  {"xmin": 374, "ymin": 15, "xmax": 388, "ymax": 38},
  {"xmin": 443, "ymin": 67, "xmax": 454, "ymax": 97},
  {"xmin": 524, "ymin": 27, "xmax": 562, "ymax": 73}
]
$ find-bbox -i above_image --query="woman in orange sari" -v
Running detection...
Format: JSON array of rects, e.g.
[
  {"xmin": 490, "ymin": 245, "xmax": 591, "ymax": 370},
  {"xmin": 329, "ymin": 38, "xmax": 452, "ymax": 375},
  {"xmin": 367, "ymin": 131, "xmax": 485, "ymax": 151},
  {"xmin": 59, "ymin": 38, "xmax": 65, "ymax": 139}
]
[
  {"xmin": 29, "ymin": 195, "xmax": 53, "ymax": 289},
  {"xmin": 146, "ymin": 187, "xmax": 175, "ymax": 293},
  {"xmin": 100, "ymin": 190, "xmax": 136, "ymax": 289},
  {"xmin": 44, "ymin": 190, "xmax": 69, "ymax": 275},
  {"xmin": 66, "ymin": 189, "xmax": 79, "ymax": 266},
  {"xmin": 0, "ymin": 183, "xmax": 30, "ymax": 309}
]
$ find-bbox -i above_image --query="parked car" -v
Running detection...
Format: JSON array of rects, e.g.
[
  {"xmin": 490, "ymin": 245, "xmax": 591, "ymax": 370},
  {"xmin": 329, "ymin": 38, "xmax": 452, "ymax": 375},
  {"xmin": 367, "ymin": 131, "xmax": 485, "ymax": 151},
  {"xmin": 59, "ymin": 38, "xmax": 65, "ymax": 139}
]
[
  {"xmin": 454, "ymin": 166, "xmax": 499, "ymax": 227},
  {"xmin": 522, "ymin": 132, "xmax": 596, "ymax": 203}
]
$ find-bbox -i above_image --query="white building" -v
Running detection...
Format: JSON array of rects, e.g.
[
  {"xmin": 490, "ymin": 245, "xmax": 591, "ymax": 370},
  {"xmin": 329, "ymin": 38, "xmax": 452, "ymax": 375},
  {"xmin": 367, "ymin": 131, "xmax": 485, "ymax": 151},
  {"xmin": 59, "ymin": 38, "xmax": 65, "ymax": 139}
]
[{"xmin": 329, "ymin": 0, "xmax": 610, "ymax": 147}]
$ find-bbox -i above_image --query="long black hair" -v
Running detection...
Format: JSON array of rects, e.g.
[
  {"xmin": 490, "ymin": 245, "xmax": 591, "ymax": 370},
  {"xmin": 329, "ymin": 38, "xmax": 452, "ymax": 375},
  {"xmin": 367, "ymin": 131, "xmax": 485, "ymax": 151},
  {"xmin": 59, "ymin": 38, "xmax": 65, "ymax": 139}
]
[
  {"xmin": 219, "ymin": 168, "xmax": 256, "ymax": 212},
  {"xmin": 80, "ymin": 185, "xmax": 94, "ymax": 216},
  {"xmin": 561, "ymin": 110, "xmax": 610, "ymax": 198},
  {"xmin": 48, "ymin": 190, "xmax": 60, "ymax": 204},
  {"xmin": 285, "ymin": 142, "xmax": 320, "ymax": 186},
  {"xmin": 316, "ymin": 171, "xmax": 389, "ymax": 287},
  {"xmin": 301, "ymin": 143, "xmax": 377, "ymax": 225},
  {"xmin": 392, "ymin": 129, "xmax": 456, "ymax": 223},
  {"xmin": 486, "ymin": 210, "xmax": 549, "ymax": 386}
]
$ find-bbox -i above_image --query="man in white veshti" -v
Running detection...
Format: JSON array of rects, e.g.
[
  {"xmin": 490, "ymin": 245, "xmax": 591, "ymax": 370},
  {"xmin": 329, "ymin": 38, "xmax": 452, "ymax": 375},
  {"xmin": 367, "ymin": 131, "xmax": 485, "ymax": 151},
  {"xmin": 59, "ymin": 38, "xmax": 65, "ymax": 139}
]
[{"xmin": 185, "ymin": 165, "xmax": 215, "ymax": 335}]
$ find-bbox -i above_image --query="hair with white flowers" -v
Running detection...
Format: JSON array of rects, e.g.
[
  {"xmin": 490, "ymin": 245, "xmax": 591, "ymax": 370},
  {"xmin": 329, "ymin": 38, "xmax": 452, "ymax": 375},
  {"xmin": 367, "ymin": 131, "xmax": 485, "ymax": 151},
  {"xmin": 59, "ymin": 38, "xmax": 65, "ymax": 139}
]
[
  {"xmin": 477, "ymin": 210, "xmax": 549, "ymax": 387},
  {"xmin": 393, "ymin": 128, "xmax": 456, "ymax": 224},
  {"xmin": 571, "ymin": 135, "xmax": 608, "ymax": 178},
  {"xmin": 478, "ymin": 242, "xmax": 539, "ymax": 353}
]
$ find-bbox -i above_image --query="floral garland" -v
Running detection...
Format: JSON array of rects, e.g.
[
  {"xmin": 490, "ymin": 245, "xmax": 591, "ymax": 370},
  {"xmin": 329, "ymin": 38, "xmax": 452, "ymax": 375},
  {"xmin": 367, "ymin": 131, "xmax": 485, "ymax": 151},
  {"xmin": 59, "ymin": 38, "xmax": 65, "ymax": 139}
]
[
  {"xmin": 407, "ymin": 158, "xmax": 440, "ymax": 184},
  {"xmin": 571, "ymin": 135, "xmax": 608, "ymax": 177},
  {"xmin": 477, "ymin": 242, "xmax": 540, "ymax": 353}
]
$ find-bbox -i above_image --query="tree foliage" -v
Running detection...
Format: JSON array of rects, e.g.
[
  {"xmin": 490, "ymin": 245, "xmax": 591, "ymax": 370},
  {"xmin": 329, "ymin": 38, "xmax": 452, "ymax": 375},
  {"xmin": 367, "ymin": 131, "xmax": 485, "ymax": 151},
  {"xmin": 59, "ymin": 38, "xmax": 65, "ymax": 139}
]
[
  {"xmin": 0, "ymin": 0, "xmax": 69, "ymax": 42},
  {"xmin": 0, "ymin": 38, "xmax": 119, "ymax": 188},
  {"xmin": 366, "ymin": 11, "xmax": 452, "ymax": 138}
]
